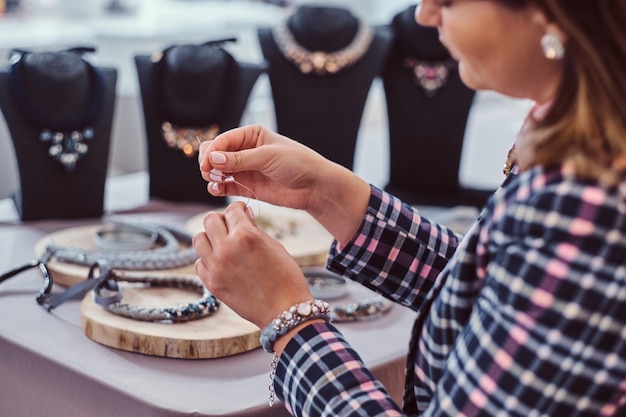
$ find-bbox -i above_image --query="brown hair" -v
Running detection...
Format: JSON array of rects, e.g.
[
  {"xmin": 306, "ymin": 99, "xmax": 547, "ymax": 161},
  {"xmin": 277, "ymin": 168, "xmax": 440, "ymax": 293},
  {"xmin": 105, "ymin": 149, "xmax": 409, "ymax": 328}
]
[{"xmin": 514, "ymin": 1, "xmax": 626, "ymax": 186}]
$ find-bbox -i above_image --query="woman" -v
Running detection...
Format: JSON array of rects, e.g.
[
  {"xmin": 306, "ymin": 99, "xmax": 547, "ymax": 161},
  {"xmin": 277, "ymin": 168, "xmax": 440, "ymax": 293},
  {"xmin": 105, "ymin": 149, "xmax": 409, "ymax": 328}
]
[{"xmin": 192, "ymin": 1, "xmax": 626, "ymax": 415}]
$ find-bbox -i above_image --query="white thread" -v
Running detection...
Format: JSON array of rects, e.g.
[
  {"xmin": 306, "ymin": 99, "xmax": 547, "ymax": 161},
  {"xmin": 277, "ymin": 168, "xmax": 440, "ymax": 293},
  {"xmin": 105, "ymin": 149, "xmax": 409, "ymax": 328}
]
[
  {"xmin": 210, "ymin": 170, "xmax": 261, "ymax": 217},
  {"xmin": 198, "ymin": 137, "xmax": 261, "ymax": 216}
]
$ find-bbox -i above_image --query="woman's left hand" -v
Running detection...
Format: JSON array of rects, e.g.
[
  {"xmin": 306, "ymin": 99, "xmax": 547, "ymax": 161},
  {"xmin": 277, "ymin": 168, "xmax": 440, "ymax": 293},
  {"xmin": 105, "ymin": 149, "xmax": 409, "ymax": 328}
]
[{"xmin": 192, "ymin": 201, "xmax": 313, "ymax": 329}]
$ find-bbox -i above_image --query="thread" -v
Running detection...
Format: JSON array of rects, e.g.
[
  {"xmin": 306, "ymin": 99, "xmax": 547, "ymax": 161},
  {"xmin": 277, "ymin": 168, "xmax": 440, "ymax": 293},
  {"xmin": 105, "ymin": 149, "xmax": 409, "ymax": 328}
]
[{"xmin": 223, "ymin": 175, "xmax": 262, "ymax": 217}]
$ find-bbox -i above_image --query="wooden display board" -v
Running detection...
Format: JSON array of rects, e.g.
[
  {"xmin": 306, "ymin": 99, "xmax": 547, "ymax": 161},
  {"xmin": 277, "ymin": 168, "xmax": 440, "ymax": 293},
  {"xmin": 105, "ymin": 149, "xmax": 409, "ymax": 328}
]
[
  {"xmin": 34, "ymin": 223, "xmax": 260, "ymax": 358},
  {"xmin": 81, "ymin": 285, "xmax": 260, "ymax": 359},
  {"xmin": 33, "ymin": 205, "xmax": 334, "ymax": 359}
]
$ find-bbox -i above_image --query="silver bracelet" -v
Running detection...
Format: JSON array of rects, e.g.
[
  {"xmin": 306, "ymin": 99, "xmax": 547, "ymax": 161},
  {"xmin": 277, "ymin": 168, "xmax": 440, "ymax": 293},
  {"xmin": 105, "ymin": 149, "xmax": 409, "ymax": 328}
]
[
  {"xmin": 94, "ymin": 223, "xmax": 158, "ymax": 251},
  {"xmin": 330, "ymin": 296, "xmax": 392, "ymax": 322},
  {"xmin": 94, "ymin": 271, "xmax": 219, "ymax": 323},
  {"xmin": 302, "ymin": 267, "xmax": 348, "ymax": 300},
  {"xmin": 260, "ymin": 299, "xmax": 331, "ymax": 353}
]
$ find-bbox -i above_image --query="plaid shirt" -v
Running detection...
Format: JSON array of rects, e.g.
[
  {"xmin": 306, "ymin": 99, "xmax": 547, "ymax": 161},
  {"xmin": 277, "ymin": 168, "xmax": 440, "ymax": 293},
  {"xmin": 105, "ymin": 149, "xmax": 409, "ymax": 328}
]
[{"xmin": 274, "ymin": 165, "xmax": 626, "ymax": 416}]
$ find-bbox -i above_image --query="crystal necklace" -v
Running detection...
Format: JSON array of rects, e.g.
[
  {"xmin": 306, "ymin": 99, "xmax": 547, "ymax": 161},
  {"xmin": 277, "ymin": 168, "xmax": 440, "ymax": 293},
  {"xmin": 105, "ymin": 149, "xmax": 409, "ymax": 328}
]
[
  {"xmin": 402, "ymin": 57, "xmax": 457, "ymax": 97},
  {"xmin": 272, "ymin": 15, "xmax": 374, "ymax": 76},
  {"xmin": 7, "ymin": 48, "xmax": 106, "ymax": 172},
  {"xmin": 152, "ymin": 39, "xmax": 236, "ymax": 157}
]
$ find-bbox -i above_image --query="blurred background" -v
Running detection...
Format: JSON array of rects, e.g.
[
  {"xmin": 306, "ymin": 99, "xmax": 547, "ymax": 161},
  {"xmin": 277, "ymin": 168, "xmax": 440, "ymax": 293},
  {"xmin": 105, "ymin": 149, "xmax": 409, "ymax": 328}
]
[{"xmin": 0, "ymin": 0, "xmax": 532, "ymax": 200}]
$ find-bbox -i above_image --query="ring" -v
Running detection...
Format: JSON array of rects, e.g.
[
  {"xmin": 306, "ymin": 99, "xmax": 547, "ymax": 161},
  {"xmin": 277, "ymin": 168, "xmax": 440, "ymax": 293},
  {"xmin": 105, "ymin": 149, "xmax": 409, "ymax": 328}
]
[
  {"xmin": 302, "ymin": 267, "xmax": 348, "ymax": 300},
  {"xmin": 94, "ymin": 224, "xmax": 158, "ymax": 251}
]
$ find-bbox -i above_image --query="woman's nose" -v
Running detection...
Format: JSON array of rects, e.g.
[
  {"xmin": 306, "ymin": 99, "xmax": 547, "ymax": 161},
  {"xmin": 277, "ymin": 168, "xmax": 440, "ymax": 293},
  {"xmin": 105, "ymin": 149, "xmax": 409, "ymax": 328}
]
[{"xmin": 415, "ymin": 1, "xmax": 441, "ymax": 27}]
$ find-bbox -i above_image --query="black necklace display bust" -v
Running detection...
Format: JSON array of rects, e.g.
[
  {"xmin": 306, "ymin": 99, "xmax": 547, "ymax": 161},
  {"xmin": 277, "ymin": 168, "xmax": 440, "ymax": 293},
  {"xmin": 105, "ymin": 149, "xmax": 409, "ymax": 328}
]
[
  {"xmin": 382, "ymin": 6, "xmax": 494, "ymax": 209},
  {"xmin": 135, "ymin": 40, "xmax": 265, "ymax": 204},
  {"xmin": 0, "ymin": 50, "xmax": 117, "ymax": 220},
  {"xmin": 258, "ymin": 5, "xmax": 393, "ymax": 170}
]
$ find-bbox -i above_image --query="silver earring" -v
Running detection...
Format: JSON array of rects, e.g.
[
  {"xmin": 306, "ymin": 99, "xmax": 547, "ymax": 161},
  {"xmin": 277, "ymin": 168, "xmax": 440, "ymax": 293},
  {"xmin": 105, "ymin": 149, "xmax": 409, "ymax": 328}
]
[{"xmin": 541, "ymin": 33, "xmax": 564, "ymax": 60}]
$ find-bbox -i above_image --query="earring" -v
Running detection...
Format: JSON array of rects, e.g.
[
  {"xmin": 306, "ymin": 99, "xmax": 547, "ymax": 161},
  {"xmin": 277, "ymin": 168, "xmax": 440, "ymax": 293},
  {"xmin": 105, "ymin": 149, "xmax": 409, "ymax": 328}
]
[{"xmin": 541, "ymin": 33, "xmax": 564, "ymax": 60}]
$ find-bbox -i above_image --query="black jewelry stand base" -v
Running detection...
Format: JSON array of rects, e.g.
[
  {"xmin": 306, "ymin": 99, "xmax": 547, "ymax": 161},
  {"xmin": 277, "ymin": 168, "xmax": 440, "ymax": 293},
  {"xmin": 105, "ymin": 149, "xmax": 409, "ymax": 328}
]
[
  {"xmin": 135, "ymin": 53, "xmax": 264, "ymax": 204},
  {"xmin": 0, "ymin": 67, "xmax": 117, "ymax": 221},
  {"xmin": 382, "ymin": 5, "xmax": 494, "ymax": 209}
]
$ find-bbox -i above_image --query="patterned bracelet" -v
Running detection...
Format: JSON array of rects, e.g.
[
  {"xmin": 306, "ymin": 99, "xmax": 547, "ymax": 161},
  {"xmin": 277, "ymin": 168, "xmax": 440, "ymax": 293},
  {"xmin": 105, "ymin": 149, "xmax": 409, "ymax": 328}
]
[
  {"xmin": 94, "ymin": 271, "xmax": 220, "ymax": 323},
  {"xmin": 260, "ymin": 299, "xmax": 331, "ymax": 353}
]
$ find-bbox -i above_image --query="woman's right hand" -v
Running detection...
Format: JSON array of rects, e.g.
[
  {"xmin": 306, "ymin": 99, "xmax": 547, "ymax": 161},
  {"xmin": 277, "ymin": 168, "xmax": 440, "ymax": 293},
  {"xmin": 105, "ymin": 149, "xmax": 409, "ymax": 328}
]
[
  {"xmin": 199, "ymin": 125, "xmax": 324, "ymax": 212},
  {"xmin": 198, "ymin": 125, "xmax": 371, "ymax": 245}
]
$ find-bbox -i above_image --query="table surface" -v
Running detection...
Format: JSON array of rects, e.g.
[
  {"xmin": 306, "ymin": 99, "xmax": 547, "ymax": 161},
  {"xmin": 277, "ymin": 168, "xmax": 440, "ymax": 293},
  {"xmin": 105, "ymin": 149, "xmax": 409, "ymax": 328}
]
[{"xmin": 0, "ymin": 173, "xmax": 419, "ymax": 417}]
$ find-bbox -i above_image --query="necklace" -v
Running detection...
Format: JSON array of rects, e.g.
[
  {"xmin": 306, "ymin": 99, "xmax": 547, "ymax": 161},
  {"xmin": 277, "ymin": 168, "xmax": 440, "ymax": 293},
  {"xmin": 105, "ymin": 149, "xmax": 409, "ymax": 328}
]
[
  {"xmin": 272, "ymin": 16, "xmax": 374, "ymax": 75},
  {"xmin": 503, "ymin": 146, "xmax": 516, "ymax": 176},
  {"xmin": 403, "ymin": 57, "xmax": 457, "ymax": 97},
  {"xmin": 93, "ymin": 270, "xmax": 220, "ymax": 323},
  {"xmin": 7, "ymin": 48, "xmax": 106, "ymax": 172},
  {"xmin": 152, "ymin": 40, "xmax": 236, "ymax": 157},
  {"xmin": 161, "ymin": 122, "xmax": 219, "ymax": 157}
]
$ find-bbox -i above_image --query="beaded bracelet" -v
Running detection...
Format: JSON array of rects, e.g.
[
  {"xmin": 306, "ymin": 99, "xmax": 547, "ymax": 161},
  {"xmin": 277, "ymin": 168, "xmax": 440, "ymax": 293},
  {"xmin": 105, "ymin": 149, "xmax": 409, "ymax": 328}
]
[
  {"xmin": 261, "ymin": 299, "xmax": 331, "ymax": 407},
  {"xmin": 302, "ymin": 267, "xmax": 348, "ymax": 300},
  {"xmin": 330, "ymin": 296, "xmax": 392, "ymax": 322},
  {"xmin": 260, "ymin": 299, "xmax": 331, "ymax": 353},
  {"xmin": 93, "ymin": 272, "xmax": 220, "ymax": 323}
]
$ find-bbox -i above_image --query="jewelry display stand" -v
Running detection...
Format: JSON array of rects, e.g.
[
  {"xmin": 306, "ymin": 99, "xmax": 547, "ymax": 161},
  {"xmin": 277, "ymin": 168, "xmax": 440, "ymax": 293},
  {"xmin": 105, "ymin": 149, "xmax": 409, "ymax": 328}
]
[
  {"xmin": 135, "ymin": 42, "xmax": 265, "ymax": 203},
  {"xmin": 29, "ymin": 221, "xmax": 260, "ymax": 358},
  {"xmin": 0, "ymin": 51, "xmax": 117, "ymax": 220},
  {"xmin": 382, "ymin": 6, "xmax": 493, "ymax": 209},
  {"xmin": 258, "ymin": 5, "xmax": 393, "ymax": 170}
]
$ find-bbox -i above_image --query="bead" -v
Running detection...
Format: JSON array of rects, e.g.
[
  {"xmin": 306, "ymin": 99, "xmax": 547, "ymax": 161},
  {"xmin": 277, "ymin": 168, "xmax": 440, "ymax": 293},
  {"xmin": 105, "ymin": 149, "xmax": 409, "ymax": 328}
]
[
  {"xmin": 40, "ymin": 129, "xmax": 52, "ymax": 142},
  {"xmin": 297, "ymin": 302, "xmax": 312, "ymax": 316}
]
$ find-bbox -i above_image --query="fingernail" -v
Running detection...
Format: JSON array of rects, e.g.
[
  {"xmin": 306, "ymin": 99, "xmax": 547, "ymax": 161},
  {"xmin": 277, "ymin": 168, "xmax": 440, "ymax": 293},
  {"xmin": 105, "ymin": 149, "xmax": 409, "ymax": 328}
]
[
  {"xmin": 211, "ymin": 182, "xmax": 221, "ymax": 192},
  {"xmin": 210, "ymin": 152, "xmax": 227, "ymax": 165},
  {"xmin": 209, "ymin": 169, "xmax": 223, "ymax": 183},
  {"xmin": 246, "ymin": 206, "xmax": 255, "ymax": 220}
]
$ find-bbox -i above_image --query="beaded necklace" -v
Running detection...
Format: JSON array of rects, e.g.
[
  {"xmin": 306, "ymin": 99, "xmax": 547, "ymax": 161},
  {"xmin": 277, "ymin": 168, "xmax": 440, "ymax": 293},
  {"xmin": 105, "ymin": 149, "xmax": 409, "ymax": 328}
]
[{"xmin": 7, "ymin": 48, "xmax": 106, "ymax": 172}]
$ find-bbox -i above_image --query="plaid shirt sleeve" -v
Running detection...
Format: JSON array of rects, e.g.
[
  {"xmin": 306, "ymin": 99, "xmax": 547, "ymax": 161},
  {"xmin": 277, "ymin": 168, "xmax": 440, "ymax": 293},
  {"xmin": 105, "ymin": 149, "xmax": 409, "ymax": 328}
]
[
  {"xmin": 273, "ymin": 186, "xmax": 462, "ymax": 416},
  {"xmin": 275, "ymin": 322, "xmax": 405, "ymax": 417},
  {"xmin": 326, "ymin": 186, "xmax": 461, "ymax": 311}
]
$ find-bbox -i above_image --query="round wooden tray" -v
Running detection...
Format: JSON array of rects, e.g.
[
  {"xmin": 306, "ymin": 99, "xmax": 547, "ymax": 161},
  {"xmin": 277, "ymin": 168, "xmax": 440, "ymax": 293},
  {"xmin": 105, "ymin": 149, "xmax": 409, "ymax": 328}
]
[
  {"xmin": 186, "ymin": 201, "xmax": 333, "ymax": 267},
  {"xmin": 81, "ymin": 282, "xmax": 260, "ymax": 359},
  {"xmin": 34, "ymin": 224, "xmax": 197, "ymax": 287}
]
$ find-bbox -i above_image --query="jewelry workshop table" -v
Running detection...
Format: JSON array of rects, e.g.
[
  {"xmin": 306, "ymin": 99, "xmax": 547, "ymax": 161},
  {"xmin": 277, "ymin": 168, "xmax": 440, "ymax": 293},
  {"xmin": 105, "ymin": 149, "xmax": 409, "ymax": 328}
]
[{"xmin": 0, "ymin": 173, "xmax": 415, "ymax": 417}]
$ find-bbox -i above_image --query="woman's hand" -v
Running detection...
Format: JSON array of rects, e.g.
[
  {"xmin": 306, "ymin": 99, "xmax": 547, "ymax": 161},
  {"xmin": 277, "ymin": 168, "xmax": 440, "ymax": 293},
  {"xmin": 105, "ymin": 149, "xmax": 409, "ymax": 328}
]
[
  {"xmin": 192, "ymin": 201, "xmax": 313, "ymax": 330},
  {"xmin": 199, "ymin": 125, "xmax": 325, "ymax": 211},
  {"xmin": 198, "ymin": 125, "xmax": 371, "ymax": 245}
]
